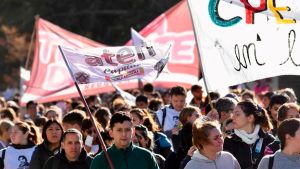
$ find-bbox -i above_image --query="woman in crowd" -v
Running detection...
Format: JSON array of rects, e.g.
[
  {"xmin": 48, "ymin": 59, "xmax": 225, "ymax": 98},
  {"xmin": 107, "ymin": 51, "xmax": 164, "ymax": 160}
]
[
  {"xmin": 258, "ymin": 118, "xmax": 300, "ymax": 169},
  {"xmin": 44, "ymin": 106, "xmax": 62, "ymax": 122},
  {"xmin": 94, "ymin": 107, "xmax": 111, "ymax": 131},
  {"xmin": 135, "ymin": 125, "xmax": 165, "ymax": 169},
  {"xmin": 0, "ymin": 121, "xmax": 37, "ymax": 169},
  {"xmin": 224, "ymin": 100, "xmax": 275, "ymax": 169},
  {"xmin": 81, "ymin": 118, "xmax": 104, "ymax": 156},
  {"xmin": 0, "ymin": 120, "xmax": 14, "ymax": 149},
  {"xmin": 29, "ymin": 119, "xmax": 63, "ymax": 169},
  {"xmin": 184, "ymin": 120, "xmax": 240, "ymax": 169}
]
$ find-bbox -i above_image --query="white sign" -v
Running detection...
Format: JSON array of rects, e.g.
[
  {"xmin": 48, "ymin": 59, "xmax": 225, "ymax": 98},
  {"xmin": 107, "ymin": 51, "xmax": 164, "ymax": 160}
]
[
  {"xmin": 188, "ymin": 0, "xmax": 300, "ymax": 91},
  {"xmin": 59, "ymin": 44, "xmax": 171, "ymax": 84}
]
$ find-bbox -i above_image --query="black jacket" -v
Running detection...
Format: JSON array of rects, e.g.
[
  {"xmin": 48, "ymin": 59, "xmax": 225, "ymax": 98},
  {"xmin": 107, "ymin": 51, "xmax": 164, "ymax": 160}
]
[
  {"xmin": 224, "ymin": 129, "xmax": 275, "ymax": 169},
  {"xmin": 42, "ymin": 149, "xmax": 92, "ymax": 169},
  {"xmin": 29, "ymin": 142, "xmax": 60, "ymax": 169}
]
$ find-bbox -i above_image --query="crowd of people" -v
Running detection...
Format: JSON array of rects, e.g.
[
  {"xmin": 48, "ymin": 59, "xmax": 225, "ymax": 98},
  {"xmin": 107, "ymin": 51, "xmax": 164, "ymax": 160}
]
[{"xmin": 0, "ymin": 83, "xmax": 300, "ymax": 169}]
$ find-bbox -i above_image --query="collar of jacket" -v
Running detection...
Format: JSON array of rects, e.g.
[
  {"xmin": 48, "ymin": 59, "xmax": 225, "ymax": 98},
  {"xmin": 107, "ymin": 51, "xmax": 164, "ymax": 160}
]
[
  {"xmin": 111, "ymin": 142, "xmax": 135, "ymax": 153},
  {"xmin": 229, "ymin": 128, "xmax": 268, "ymax": 142},
  {"xmin": 11, "ymin": 141, "xmax": 35, "ymax": 149},
  {"xmin": 58, "ymin": 148, "xmax": 88, "ymax": 163}
]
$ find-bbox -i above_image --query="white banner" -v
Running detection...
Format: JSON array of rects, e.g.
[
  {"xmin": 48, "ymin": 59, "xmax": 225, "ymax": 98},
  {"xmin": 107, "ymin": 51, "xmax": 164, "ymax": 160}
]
[
  {"xmin": 59, "ymin": 44, "xmax": 171, "ymax": 84},
  {"xmin": 188, "ymin": 0, "xmax": 300, "ymax": 91}
]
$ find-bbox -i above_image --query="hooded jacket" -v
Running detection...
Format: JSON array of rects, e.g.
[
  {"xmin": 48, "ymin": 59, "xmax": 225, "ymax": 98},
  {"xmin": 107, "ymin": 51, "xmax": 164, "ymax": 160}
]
[
  {"xmin": 184, "ymin": 150, "xmax": 240, "ymax": 169},
  {"xmin": 42, "ymin": 148, "xmax": 92, "ymax": 169}
]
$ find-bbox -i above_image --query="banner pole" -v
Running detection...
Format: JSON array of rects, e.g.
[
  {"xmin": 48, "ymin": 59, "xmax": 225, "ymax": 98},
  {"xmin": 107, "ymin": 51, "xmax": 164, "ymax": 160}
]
[
  {"xmin": 58, "ymin": 46, "xmax": 115, "ymax": 169},
  {"xmin": 25, "ymin": 15, "xmax": 39, "ymax": 70},
  {"xmin": 187, "ymin": 0, "xmax": 214, "ymax": 110}
]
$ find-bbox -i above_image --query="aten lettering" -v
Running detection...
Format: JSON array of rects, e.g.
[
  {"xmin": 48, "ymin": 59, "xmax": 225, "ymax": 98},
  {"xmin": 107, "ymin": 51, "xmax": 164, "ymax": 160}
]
[
  {"xmin": 209, "ymin": 0, "xmax": 296, "ymax": 27},
  {"xmin": 84, "ymin": 46, "xmax": 155, "ymax": 66}
]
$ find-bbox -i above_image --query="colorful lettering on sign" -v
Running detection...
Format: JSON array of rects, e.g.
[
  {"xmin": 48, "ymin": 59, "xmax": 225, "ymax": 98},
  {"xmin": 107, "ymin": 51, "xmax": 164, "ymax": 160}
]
[{"xmin": 209, "ymin": 0, "xmax": 296, "ymax": 26}]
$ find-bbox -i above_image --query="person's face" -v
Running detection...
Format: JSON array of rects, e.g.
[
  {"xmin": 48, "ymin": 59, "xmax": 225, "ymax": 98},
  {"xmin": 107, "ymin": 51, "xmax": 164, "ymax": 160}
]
[
  {"xmin": 286, "ymin": 108, "xmax": 300, "ymax": 119},
  {"xmin": 130, "ymin": 113, "xmax": 143, "ymax": 126},
  {"xmin": 61, "ymin": 133, "xmax": 82, "ymax": 161},
  {"xmin": 262, "ymin": 96, "xmax": 270, "ymax": 109},
  {"xmin": 192, "ymin": 88, "xmax": 203, "ymax": 99},
  {"xmin": 136, "ymin": 101, "xmax": 148, "ymax": 109},
  {"xmin": 135, "ymin": 130, "xmax": 148, "ymax": 148},
  {"xmin": 10, "ymin": 126, "xmax": 28, "ymax": 145},
  {"xmin": 187, "ymin": 111, "xmax": 201, "ymax": 124},
  {"xmin": 232, "ymin": 106, "xmax": 253, "ymax": 130},
  {"xmin": 171, "ymin": 95, "xmax": 186, "ymax": 112},
  {"xmin": 204, "ymin": 128, "xmax": 224, "ymax": 153},
  {"xmin": 46, "ymin": 123, "xmax": 63, "ymax": 144},
  {"xmin": 83, "ymin": 127, "xmax": 97, "ymax": 142},
  {"xmin": 63, "ymin": 123, "xmax": 81, "ymax": 132},
  {"xmin": 46, "ymin": 111, "xmax": 59, "ymax": 120},
  {"xmin": 27, "ymin": 104, "xmax": 37, "ymax": 117},
  {"xmin": 270, "ymin": 104, "xmax": 281, "ymax": 121},
  {"xmin": 220, "ymin": 107, "xmax": 234, "ymax": 123},
  {"xmin": 109, "ymin": 121, "xmax": 133, "ymax": 149}
]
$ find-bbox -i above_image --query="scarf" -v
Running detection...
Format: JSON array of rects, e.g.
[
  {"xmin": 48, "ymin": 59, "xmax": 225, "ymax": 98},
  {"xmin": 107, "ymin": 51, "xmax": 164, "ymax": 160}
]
[{"xmin": 234, "ymin": 125, "xmax": 260, "ymax": 144}]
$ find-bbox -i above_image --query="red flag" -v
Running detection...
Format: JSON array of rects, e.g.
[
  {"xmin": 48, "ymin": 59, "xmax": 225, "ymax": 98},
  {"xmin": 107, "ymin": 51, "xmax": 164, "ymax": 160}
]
[{"xmin": 128, "ymin": 0, "xmax": 200, "ymax": 88}]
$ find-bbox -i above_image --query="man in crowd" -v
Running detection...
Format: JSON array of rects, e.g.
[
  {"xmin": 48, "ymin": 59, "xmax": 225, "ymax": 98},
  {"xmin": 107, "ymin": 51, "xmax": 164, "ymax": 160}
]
[
  {"xmin": 90, "ymin": 112, "xmax": 159, "ymax": 169},
  {"xmin": 43, "ymin": 129, "xmax": 93, "ymax": 169}
]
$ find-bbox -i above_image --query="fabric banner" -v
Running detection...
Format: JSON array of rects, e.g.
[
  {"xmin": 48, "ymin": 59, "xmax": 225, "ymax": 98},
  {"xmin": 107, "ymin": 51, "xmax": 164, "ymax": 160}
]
[
  {"xmin": 128, "ymin": 0, "xmax": 200, "ymax": 87},
  {"xmin": 59, "ymin": 44, "xmax": 171, "ymax": 83},
  {"xmin": 188, "ymin": 0, "xmax": 300, "ymax": 92}
]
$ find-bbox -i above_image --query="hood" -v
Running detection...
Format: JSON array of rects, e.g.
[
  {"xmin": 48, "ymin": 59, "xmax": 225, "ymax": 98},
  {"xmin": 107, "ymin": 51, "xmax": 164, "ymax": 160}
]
[{"xmin": 191, "ymin": 150, "xmax": 221, "ymax": 163}]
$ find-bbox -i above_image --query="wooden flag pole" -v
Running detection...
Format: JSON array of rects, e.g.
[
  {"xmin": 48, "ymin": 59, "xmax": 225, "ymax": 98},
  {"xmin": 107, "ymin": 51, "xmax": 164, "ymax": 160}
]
[
  {"xmin": 58, "ymin": 46, "xmax": 115, "ymax": 169},
  {"xmin": 187, "ymin": 1, "xmax": 214, "ymax": 110},
  {"xmin": 25, "ymin": 15, "xmax": 39, "ymax": 70}
]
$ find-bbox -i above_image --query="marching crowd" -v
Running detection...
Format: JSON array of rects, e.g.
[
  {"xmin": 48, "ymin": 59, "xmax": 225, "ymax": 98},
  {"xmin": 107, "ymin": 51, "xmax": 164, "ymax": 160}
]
[{"xmin": 0, "ymin": 83, "xmax": 300, "ymax": 169}]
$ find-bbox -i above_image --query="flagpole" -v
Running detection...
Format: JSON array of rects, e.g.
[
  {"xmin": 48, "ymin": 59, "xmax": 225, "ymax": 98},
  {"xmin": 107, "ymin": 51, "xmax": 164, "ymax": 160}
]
[
  {"xmin": 25, "ymin": 15, "xmax": 39, "ymax": 70},
  {"xmin": 58, "ymin": 46, "xmax": 115, "ymax": 169},
  {"xmin": 187, "ymin": 0, "xmax": 214, "ymax": 110}
]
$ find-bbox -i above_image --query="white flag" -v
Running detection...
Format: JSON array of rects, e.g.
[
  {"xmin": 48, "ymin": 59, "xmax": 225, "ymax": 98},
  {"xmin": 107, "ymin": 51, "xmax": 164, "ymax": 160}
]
[
  {"xmin": 188, "ymin": 0, "xmax": 300, "ymax": 92},
  {"xmin": 59, "ymin": 43, "xmax": 171, "ymax": 84}
]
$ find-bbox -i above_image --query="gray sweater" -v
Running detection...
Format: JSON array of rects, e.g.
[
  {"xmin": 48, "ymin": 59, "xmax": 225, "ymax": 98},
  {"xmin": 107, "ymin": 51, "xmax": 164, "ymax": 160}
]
[
  {"xmin": 258, "ymin": 151, "xmax": 300, "ymax": 169},
  {"xmin": 184, "ymin": 150, "xmax": 241, "ymax": 169}
]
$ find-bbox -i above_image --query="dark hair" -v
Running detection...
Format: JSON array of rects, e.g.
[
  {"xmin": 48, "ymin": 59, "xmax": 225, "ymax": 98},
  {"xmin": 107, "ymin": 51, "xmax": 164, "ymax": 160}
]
[
  {"xmin": 94, "ymin": 107, "xmax": 111, "ymax": 129},
  {"xmin": 277, "ymin": 118, "xmax": 300, "ymax": 150},
  {"xmin": 237, "ymin": 100, "xmax": 273, "ymax": 131},
  {"xmin": 26, "ymin": 101, "xmax": 37, "ymax": 109},
  {"xmin": 269, "ymin": 94, "xmax": 289, "ymax": 109},
  {"xmin": 0, "ymin": 108, "xmax": 17, "ymax": 121},
  {"xmin": 42, "ymin": 119, "xmax": 63, "ymax": 144},
  {"xmin": 135, "ymin": 124, "xmax": 154, "ymax": 150},
  {"xmin": 170, "ymin": 86, "xmax": 187, "ymax": 97},
  {"xmin": 135, "ymin": 95, "xmax": 148, "ymax": 104},
  {"xmin": 62, "ymin": 128, "xmax": 83, "ymax": 142},
  {"xmin": 191, "ymin": 85, "xmax": 202, "ymax": 93},
  {"xmin": 143, "ymin": 83, "xmax": 154, "ymax": 93},
  {"xmin": 109, "ymin": 112, "xmax": 132, "ymax": 129},
  {"xmin": 277, "ymin": 103, "xmax": 299, "ymax": 122},
  {"xmin": 62, "ymin": 110, "xmax": 85, "ymax": 127},
  {"xmin": 216, "ymin": 97, "xmax": 237, "ymax": 114},
  {"xmin": 241, "ymin": 90, "xmax": 255, "ymax": 100},
  {"xmin": 148, "ymin": 99, "xmax": 163, "ymax": 112},
  {"xmin": 81, "ymin": 118, "xmax": 103, "ymax": 132}
]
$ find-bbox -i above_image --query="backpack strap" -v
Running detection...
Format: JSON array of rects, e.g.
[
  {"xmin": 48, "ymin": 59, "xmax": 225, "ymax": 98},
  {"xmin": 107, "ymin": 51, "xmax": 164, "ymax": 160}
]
[
  {"xmin": 1, "ymin": 149, "xmax": 5, "ymax": 159},
  {"xmin": 161, "ymin": 107, "xmax": 167, "ymax": 130},
  {"xmin": 268, "ymin": 155, "xmax": 274, "ymax": 169}
]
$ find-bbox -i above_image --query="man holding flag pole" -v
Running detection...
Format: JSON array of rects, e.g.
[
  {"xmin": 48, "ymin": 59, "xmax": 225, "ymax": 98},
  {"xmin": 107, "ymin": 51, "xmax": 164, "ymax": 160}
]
[{"xmin": 58, "ymin": 42, "xmax": 171, "ymax": 169}]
